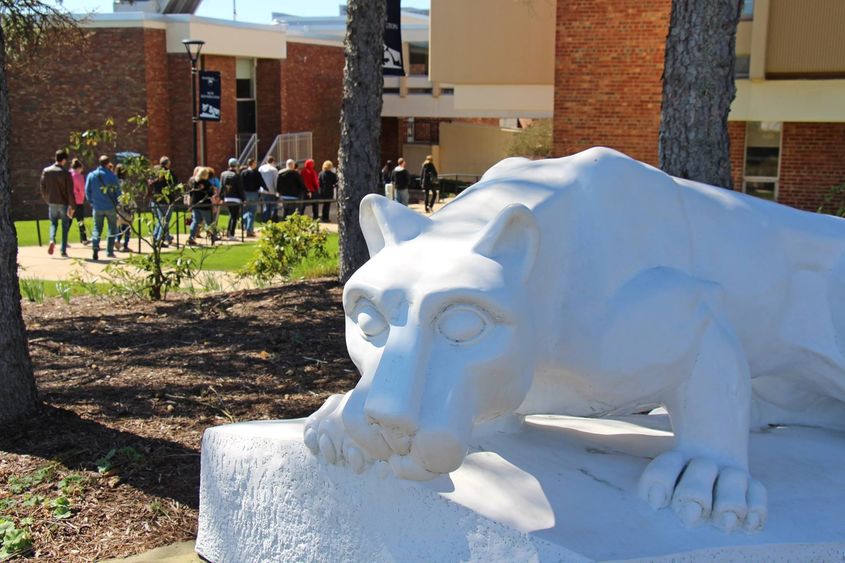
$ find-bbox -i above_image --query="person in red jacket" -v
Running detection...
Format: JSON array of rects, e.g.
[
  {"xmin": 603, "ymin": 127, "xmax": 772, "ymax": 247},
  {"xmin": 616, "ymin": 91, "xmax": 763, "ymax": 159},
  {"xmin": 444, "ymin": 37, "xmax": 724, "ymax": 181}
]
[{"xmin": 299, "ymin": 159, "xmax": 320, "ymax": 219}]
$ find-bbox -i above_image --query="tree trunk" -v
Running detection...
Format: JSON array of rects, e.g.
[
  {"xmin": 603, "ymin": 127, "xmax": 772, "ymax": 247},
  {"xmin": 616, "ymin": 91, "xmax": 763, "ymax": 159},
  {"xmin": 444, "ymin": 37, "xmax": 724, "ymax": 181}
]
[
  {"xmin": 659, "ymin": 0, "xmax": 742, "ymax": 188},
  {"xmin": 337, "ymin": 0, "xmax": 386, "ymax": 283},
  {"xmin": 0, "ymin": 24, "xmax": 39, "ymax": 424}
]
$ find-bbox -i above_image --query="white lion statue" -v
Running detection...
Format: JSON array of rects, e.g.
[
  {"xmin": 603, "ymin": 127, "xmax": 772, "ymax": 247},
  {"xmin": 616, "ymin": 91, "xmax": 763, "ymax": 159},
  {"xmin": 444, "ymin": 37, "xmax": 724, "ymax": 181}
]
[{"xmin": 304, "ymin": 147, "xmax": 845, "ymax": 533}]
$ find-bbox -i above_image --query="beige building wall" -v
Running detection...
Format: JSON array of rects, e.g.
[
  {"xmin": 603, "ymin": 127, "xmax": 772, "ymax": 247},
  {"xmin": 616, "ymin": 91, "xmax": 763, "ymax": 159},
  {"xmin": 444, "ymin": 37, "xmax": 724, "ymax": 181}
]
[
  {"xmin": 766, "ymin": 0, "xmax": 845, "ymax": 76},
  {"xmin": 438, "ymin": 123, "xmax": 517, "ymax": 176},
  {"xmin": 429, "ymin": 0, "xmax": 555, "ymax": 85},
  {"xmin": 400, "ymin": 144, "xmax": 438, "ymax": 176},
  {"xmin": 736, "ymin": 21, "xmax": 752, "ymax": 56}
]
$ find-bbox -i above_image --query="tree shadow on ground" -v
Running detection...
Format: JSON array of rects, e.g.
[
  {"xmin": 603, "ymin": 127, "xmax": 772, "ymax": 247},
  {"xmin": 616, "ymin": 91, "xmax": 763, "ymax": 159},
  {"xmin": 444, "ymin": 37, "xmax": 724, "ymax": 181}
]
[
  {"xmin": 24, "ymin": 280, "xmax": 358, "ymax": 422},
  {"xmin": 0, "ymin": 405, "xmax": 201, "ymax": 509}
]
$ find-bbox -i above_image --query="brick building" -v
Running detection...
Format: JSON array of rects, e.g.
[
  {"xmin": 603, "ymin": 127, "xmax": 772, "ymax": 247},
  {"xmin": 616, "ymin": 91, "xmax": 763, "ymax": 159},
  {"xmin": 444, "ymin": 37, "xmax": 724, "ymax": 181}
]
[
  {"xmin": 430, "ymin": 0, "xmax": 845, "ymax": 212},
  {"xmin": 8, "ymin": 13, "xmax": 344, "ymax": 219}
]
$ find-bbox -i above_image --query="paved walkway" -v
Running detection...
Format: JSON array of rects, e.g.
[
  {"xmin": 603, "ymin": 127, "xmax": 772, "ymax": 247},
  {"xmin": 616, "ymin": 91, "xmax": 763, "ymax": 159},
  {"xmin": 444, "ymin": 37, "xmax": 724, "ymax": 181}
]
[{"xmin": 101, "ymin": 541, "xmax": 201, "ymax": 562}]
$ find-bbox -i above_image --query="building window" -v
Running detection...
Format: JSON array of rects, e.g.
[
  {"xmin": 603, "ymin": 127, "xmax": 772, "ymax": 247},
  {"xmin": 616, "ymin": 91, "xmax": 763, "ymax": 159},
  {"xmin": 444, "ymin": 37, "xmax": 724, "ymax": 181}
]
[
  {"xmin": 405, "ymin": 117, "xmax": 415, "ymax": 143},
  {"xmin": 236, "ymin": 58, "xmax": 256, "ymax": 135},
  {"xmin": 743, "ymin": 121, "xmax": 781, "ymax": 201},
  {"xmin": 735, "ymin": 55, "xmax": 750, "ymax": 78},
  {"xmin": 741, "ymin": 0, "xmax": 754, "ymax": 20}
]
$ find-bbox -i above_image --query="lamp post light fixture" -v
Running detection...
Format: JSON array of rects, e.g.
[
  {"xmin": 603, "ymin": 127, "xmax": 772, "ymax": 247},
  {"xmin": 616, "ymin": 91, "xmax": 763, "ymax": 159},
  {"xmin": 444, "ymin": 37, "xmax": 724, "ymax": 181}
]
[{"xmin": 182, "ymin": 39, "xmax": 205, "ymax": 170}]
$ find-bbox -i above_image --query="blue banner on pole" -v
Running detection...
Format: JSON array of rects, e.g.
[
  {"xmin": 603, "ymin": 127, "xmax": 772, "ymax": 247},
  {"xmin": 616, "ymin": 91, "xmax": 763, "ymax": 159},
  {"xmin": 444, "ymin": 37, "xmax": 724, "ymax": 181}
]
[
  {"xmin": 383, "ymin": 0, "xmax": 404, "ymax": 76},
  {"xmin": 199, "ymin": 70, "xmax": 221, "ymax": 122}
]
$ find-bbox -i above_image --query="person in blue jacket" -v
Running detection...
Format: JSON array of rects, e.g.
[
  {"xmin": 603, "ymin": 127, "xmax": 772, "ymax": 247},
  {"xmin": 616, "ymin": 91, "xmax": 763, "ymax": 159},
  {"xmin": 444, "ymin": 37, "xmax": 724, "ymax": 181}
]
[{"xmin": 84, "ymin": 154, "xmax": 122, "ymax": 261}]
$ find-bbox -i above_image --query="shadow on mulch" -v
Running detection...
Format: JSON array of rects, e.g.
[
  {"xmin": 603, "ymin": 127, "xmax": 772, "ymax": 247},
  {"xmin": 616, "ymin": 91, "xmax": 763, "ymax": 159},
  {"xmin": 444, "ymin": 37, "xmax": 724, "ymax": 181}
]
[
  {"xmin": 0, "ymin": 405, "xmax": 200, "ymax": 509},
  {"xmin": 0, "ymin": 279, "xmax": 359, "ymax": 561}
]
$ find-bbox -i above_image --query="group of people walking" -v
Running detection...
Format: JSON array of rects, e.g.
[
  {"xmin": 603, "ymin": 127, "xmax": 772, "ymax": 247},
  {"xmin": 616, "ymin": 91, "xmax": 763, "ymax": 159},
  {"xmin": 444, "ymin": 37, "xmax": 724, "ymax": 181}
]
[
  {"xmin": 213, "ymin": 156, "xmax": 338, "ymax": 240},
  {"xmin": 40, "ymin": 149, "xmax": 438, "ymax": 260},
  {"xmin": 40, "ymin": 149, "xmax": 126, "ymax": 260},
  {"xmin": 381, "ymin": 155, "xmax": 438, "ymax": 212}
]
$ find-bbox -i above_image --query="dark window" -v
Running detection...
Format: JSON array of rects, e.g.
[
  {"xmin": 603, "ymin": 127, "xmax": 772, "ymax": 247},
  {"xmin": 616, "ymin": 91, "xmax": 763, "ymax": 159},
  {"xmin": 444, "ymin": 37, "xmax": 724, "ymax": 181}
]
[
  {"xmin": 745, "ymin": 147, "xmax": 779, "ymax": 178},
  {"xmin": 236, "ymin": 79, "xmax": 252, "ymax": 99},
  {"xmin": 237, "ymin": 100, "xmax": 256, "ymax": 134}
]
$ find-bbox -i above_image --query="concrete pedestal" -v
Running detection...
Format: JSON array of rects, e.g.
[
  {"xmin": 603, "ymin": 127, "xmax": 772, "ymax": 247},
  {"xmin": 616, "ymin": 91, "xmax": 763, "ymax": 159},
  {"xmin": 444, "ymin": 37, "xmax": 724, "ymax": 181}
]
[{"xmin": 196, "ymin": 415, "xmax": 845, "ymax": 562}]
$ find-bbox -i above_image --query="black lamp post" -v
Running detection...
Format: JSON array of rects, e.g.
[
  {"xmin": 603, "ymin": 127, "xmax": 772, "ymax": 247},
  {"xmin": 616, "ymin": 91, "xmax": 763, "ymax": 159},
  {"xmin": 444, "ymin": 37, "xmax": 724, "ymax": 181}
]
[{"xmin": 182, "ymin": 39, "xmax": 205, "ymax": 169}]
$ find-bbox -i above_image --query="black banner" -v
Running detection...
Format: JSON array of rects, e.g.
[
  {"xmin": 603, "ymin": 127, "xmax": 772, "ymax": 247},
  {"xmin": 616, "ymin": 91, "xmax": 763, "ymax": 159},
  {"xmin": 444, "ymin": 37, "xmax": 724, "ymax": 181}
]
[
  {"xmin": 198, "ymin": 70, "xmax": 221, "ymax": 122},
  {"xmin": 383, "ymin": 0, "xmax": 404, "ymax": 76}
]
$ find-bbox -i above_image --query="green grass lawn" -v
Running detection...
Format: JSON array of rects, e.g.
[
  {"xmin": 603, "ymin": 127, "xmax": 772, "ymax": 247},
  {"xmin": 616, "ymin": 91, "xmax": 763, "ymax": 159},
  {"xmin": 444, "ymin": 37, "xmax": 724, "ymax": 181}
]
[
  {"xmin": 18, "ymin": 277, "xmax": 113, "ymax": 302},
  {"xmin": 158, "ymin": 232, "xmax": 339, "ymax": 278}
]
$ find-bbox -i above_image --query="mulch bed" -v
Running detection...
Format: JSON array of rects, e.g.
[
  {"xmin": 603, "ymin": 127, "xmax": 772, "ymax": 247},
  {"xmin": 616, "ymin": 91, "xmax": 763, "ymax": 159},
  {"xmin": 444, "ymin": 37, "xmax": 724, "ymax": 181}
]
[{"xmin": 0, "ymin": 280, "xmax": 358, "ymax": 561}]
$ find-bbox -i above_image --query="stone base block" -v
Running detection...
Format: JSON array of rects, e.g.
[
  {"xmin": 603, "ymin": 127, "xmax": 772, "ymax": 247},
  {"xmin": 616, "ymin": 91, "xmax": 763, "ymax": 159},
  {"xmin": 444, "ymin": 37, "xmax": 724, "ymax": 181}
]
[{"xmin": 196, "ymin": 415, "xmax": 845, "ymax": 562}]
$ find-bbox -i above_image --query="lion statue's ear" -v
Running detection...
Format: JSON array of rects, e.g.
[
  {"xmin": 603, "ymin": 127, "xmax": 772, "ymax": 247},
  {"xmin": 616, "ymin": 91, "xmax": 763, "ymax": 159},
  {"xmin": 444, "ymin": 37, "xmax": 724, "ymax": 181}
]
[
  {"xmin": 472, "ymin": 203, "xmax": 540, "ymax": 281},
  {"xmin": 359, "ymin": 194, "xmax": 432, "ymax": 256}
]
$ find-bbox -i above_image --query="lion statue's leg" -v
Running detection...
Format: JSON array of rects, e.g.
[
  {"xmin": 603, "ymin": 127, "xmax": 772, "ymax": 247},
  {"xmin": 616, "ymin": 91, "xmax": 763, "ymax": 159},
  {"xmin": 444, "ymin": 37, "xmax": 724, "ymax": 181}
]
[{"xmin": 600, "ymin": 267, "xmax": 767, "ymax": 532}]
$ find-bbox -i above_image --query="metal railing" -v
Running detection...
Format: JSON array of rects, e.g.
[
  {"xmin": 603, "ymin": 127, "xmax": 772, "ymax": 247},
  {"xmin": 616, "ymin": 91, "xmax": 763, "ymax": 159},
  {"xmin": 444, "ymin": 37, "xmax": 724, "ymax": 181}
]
[
  {"xmin": 262, "ymin": 132, "xmax": 313, "ymax": 165},
  {"xmin": 236, "ymin": 133, "xmax": 258, "ymax": 166},
  {"xmin": 24, "ymin": 196, "xmax": 337, "ymax": 251}
]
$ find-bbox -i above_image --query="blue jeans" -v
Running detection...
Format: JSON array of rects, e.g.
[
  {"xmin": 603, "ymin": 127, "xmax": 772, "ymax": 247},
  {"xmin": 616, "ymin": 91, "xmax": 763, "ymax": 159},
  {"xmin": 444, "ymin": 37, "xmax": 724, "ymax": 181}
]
[
  {"xmin": 243, "ymin": 192, "xmax": 260, "ymax": 234},
  {"xmin": 262, "ymin": 193, "xmax": 279, "ymax": 222},
  {"xmin": 396, "ymin": 188, "xmax": 409, "ymax": 206},
  {"xmin": 151, "ymin": 202, "xmax": 173, "ymax": 242},
  {"xmin": 48, "ymin": 204, "xmax": 70, "ymax": 254},
  {"xmin": 92, "ymin": 209, "xmax": 118, "ymax": 254},
  {"xmin": 190, "ymin": 208, "xmax": 213, "ymax": 239}
]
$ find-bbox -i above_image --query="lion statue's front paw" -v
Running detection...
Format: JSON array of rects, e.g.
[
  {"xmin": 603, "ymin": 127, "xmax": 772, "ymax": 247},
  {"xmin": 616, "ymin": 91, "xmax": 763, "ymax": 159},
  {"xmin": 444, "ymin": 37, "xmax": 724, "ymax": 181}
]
[
  {"xmin": 303, "ymin": 392, "xmax": 369, "ymax": 474},
  {"xmin": 638, "ymin": 451, "xmax": 767, "ymax": 532}
]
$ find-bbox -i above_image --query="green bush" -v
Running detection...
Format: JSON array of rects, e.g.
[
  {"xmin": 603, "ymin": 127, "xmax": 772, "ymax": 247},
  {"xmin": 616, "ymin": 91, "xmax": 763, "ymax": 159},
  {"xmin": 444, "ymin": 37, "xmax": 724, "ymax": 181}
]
[{"xmin": 241, "ymin": 215, "xmax": 329, "ymax": 283}]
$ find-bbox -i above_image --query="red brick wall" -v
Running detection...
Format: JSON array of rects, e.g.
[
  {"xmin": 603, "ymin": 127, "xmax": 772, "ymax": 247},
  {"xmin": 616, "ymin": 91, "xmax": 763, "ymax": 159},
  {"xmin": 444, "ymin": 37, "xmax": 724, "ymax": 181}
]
[
  {"xmin": 256, "ymin": 59, "xmax": 283, "ymax": 157},
  {"xmin": 166, "ymin": 53, "xmax": 194, "ymax": 183},
  {"xmin": 728, "ymin": 120, "xmax": 746, "ymax": 191},
  {"xmin": 778, "ymin": 122, "xmax": 845, "ymax": 211},
  {"xmin": 201, "ymin": 55, "xmax": 238, "ymax": 174},
  {"xmin": 553, "ymin": 0, "xmax": 671, "ymax": 164},
  {"xmin": 281, "ymin": 41, "xmax": 344, "ymax": 165},
  {"xmin": 8, "ymin": 28, "xmax": 150, "ymax": 218},
  {"xmin": 143, "ymin": 29, "xmax": 170, "ymax": 162}
]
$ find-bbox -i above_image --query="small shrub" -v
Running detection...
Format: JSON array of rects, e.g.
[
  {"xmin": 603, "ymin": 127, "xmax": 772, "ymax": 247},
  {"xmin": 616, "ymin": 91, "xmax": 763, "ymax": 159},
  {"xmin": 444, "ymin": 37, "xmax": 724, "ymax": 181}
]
[
  {"xmin": 818, "ymin": 182, "xmax": 845, "ymax": 217},
  {"xmin": 241, "ymin": 214, "xmax": 329, "ymax": 283},
  {"xmin": 506, "ymin": 119, "xmax": 552, "ymax": 159},
  {"xmin": 7, "ymin": 465, "xmax": 56, "ymax": 494},
  {"xmin": 19, "ymin": 278, "xmax": 44, "ymax": 303},
  {"xmin": 54, "ymin": 281, "xmax": 72, "ymax": 304},
  {"xmin": 96, "ymin": 446, "xmax": 144, "ymax": 475},
  {"xmin": 51, "ymin": 496, "xmax": 72, "ymax": 520},
  {"xmin": 0, "ymin": 517, "xmax": 33, "ymax": 559}
]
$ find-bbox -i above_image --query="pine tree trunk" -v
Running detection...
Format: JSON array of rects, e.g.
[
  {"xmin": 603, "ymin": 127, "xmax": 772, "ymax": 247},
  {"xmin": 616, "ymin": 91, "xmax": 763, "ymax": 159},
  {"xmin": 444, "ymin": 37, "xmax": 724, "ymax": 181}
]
[
  {"xmin": 337, "ymin": 0, "xmax": 386, "ymax": 283},
  {"xmin": 0, "ymin": 24, "xmax": 39, "ymax": 424},
  {"xmin": 659, "ymin": 0, "xmax": 742, "ymax": 188}
]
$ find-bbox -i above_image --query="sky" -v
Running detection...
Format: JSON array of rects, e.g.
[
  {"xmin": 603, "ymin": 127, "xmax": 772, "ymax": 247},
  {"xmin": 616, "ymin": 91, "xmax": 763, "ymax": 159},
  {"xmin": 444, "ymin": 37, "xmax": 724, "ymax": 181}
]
[{"xmin": 52, "ymin": 0, "xmax": 430, "ymax": 24}]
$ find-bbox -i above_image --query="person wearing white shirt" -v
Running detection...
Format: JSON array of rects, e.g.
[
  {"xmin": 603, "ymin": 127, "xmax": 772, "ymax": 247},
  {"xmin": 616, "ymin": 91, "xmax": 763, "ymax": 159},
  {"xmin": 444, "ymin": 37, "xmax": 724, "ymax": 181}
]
[{"xmin": 258, "ymin": 157, "xmax": 280, "ymax": 222}]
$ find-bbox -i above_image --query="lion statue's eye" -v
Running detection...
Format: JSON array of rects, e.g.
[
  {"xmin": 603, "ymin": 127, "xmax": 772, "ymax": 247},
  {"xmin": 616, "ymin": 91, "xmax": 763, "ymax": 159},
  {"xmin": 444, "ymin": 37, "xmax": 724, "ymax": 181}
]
[
  {"xmin": 355, "ymin": 301, "xmax": 389, "ymax": 338},
  {"xmin": 437, "ymin": 305, "xmax": 488, "ymax": 344}
]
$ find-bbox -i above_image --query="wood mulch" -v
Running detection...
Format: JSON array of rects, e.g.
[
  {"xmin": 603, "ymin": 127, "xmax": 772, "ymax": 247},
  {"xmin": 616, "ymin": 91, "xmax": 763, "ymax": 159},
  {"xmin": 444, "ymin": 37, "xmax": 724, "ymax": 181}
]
[{"xmin": 0, "ymin": 280, "xmax": 357, "ymax": 561}]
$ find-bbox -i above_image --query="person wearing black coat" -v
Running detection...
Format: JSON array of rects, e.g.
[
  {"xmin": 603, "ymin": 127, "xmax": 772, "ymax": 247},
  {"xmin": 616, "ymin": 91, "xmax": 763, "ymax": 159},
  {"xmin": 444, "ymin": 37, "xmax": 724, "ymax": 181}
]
[
  {"xmin": 318, "ymin": 160, "xmax": 338, "ymax": 223},
  {"xmin": 220, "ymin": 158, "xmax": 244, "ymax": 239},
  {"xmin": 239, "ymin": 158, "xmax": 266, "ymax": 237},
  {"xmin": 187, "ymin": 167, "xmax": 215, "ymax": 245},
  {"xmin": 419, "ymin": 155, "xmax": 438, "ymax": 213},
  {"xmin": 277, "ymin": 159, "xmax": 307, "ymax": 219}
]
